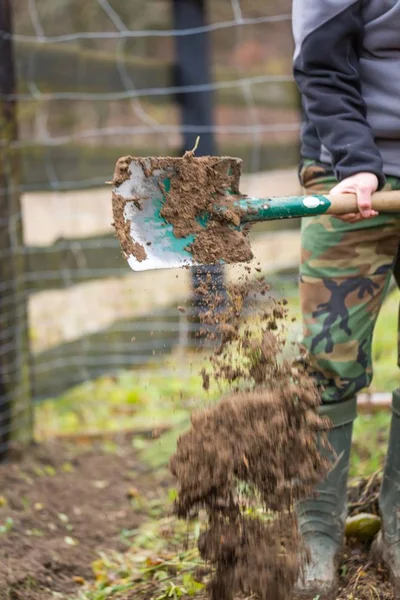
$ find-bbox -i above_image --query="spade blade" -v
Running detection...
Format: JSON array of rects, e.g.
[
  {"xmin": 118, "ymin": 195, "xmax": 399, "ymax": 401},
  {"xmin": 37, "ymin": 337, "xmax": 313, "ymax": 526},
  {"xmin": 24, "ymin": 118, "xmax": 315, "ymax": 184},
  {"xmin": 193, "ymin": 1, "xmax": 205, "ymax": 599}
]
[{"xmin": 112, "ymin": 158, "xmax": 199, "ymax": 272}]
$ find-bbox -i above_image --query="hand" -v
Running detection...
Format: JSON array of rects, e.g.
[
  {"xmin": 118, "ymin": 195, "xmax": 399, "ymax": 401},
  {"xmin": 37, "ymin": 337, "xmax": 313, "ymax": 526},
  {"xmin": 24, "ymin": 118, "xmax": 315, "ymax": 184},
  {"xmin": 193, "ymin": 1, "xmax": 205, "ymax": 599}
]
[{"xmin": 330, "ymin": 172, "xmax": 379, "ymax": 223}]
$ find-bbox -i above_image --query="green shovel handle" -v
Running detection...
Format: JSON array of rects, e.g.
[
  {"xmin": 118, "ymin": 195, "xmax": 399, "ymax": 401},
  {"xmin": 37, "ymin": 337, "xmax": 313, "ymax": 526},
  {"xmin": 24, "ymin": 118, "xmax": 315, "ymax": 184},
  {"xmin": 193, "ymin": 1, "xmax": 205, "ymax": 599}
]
[{"xmin": 234, "ymin": 190, "xmax": 400, "ymax": 223}]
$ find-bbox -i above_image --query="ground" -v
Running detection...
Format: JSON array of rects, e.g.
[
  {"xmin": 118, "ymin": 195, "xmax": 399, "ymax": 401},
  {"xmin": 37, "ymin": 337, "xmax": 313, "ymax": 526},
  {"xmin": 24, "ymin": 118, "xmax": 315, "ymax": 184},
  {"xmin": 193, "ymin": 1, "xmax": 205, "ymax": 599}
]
[
  {"xmin": 0, "ymin": 440, "xmax": 171, "ymax": 600},
  {"xmin": 0, "ymin": 410, "xmax": 396, "ymax": 600},
  {"xmin": 4, "ymin": 208, "xmax": 399, "ymax": 598}
]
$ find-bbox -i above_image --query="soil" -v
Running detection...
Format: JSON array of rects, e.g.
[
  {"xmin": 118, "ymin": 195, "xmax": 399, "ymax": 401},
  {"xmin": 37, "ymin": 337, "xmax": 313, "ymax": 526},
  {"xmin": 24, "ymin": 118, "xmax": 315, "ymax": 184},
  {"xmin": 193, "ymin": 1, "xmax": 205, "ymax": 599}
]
[
  {"xmin": 112, "ymin": 191, "xmax": 148, "ymax": 262},
  {"xmin": 337, "ymin": 541, "xmax": 393, "ymax": 600},
  {"xmin": 111, "ymin": 153, "xmax": 254, "ymax": 265},
  {"xmin": 111, "ymin": 155, "xmax": 148, "ymax": 262},
  {"xmin": 111, "ymin": 154, "xmax": 147, "ymax": 262},
  {"xmin": 0, "ymin": 440, "xmax": 168, "ymax": 600},
  {"xmin": 170, "ymin": 270, "xmax": 332, "ymax": 600}
]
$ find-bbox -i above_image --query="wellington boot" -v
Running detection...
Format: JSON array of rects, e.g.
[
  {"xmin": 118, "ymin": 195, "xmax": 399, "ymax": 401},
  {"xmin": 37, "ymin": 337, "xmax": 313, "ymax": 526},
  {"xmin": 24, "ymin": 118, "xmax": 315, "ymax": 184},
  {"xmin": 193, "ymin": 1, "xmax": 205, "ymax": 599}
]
[{"xmin": 294, "ymin": 420, "xmax": 353, "ymax": 599}]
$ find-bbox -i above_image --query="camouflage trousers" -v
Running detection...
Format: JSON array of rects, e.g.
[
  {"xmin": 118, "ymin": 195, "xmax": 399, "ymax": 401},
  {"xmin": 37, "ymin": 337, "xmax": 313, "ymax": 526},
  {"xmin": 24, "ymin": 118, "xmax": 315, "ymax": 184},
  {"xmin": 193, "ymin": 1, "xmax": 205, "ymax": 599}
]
[{"xmin": 299, "ymin": 160, "xmax": 400, "ymax": 425}]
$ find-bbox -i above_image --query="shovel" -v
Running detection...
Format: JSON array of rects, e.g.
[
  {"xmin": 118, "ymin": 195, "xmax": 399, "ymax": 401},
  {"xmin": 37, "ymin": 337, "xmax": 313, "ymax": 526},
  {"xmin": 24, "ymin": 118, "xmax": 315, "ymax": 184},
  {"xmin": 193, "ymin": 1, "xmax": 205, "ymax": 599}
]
[{"xmin": 112, "ymin": 156, "xmax": 400, "ymax": 272}]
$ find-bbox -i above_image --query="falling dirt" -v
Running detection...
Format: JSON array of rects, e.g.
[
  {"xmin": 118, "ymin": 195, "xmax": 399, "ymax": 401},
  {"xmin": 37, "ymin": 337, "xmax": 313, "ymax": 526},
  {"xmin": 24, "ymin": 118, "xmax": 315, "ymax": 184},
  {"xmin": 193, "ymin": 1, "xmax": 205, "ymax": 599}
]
[
  {"xmin": 111, "ymin": 153, "xmax": 254, "ymax": 266},
  {"xmin": 169, "ymin": 268, "xmax": 332, "ymax": 600}
]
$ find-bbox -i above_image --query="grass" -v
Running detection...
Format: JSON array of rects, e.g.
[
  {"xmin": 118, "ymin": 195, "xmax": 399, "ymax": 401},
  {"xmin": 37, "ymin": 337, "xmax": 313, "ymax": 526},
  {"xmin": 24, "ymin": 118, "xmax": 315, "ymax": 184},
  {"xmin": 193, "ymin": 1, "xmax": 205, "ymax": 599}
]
[
  {"xmin": 34, "ymin": 362, "xmax": 215, "ymax": 442},
  {"xmin": 35, "ymin": 283, "xmax": 398, "ymax": 441},
  {"xmin": 351, "ymin": 412, "xmax": 390, "ymax": 478},
  {"xmin": 74, "ymin": 517, "xmax": 205, "ymax": 600},
  {"xmin": 371, "ymin": 287, "xmax": 399, "ymax": 393}
]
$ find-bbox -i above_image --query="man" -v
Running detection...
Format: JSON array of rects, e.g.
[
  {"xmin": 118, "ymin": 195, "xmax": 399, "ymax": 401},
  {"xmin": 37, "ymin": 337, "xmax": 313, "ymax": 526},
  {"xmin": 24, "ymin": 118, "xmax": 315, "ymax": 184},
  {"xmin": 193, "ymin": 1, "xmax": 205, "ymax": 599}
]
[{"xmin": 292, "ymin": 1, "xmax": 400, "ymax": 597}]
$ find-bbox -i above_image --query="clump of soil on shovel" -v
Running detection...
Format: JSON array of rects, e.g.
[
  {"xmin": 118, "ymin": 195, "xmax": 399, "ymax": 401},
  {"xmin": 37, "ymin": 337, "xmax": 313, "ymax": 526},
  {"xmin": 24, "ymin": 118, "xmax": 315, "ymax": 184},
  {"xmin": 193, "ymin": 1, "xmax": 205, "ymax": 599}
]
[
  {"xmin": 158, "ymin": 153, "xmax": 253, "ymax": 265},
  {"xmin": 170, "ymin": 273, "xmax": 331, "ymax": 600}
]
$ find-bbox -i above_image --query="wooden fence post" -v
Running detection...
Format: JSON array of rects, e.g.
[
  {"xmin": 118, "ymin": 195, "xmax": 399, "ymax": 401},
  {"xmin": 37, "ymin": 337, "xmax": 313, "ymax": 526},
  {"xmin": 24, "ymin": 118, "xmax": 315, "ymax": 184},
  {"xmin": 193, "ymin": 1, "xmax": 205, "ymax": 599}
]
[
  {"xmin": 0, "ymin": 0, "xmax": 32, "ymax": 460},
  {"xmin": 172, "ymin": 0, "xmax": 225, "ymax": 313},
  {"xmin": 172, "ymin": 0, "xmax": 216, "ymax": 156}
]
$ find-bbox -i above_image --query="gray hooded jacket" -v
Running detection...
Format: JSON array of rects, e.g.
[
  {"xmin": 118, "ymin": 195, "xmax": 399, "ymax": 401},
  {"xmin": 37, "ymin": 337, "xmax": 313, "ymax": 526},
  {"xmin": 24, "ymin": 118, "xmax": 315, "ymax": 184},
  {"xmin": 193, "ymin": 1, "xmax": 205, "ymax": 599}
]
[{"xmin": 292, "ymin": 0, "xmax": 400, "ymax": 188}]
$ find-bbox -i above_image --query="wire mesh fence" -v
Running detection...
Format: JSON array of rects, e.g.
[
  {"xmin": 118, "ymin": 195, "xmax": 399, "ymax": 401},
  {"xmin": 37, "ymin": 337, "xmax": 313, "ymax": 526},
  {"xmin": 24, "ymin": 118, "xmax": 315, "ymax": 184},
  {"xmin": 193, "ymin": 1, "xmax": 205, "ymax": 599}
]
[{"xmin": 0, "ymin": 0, "xmax": 301, "ymax": 458}]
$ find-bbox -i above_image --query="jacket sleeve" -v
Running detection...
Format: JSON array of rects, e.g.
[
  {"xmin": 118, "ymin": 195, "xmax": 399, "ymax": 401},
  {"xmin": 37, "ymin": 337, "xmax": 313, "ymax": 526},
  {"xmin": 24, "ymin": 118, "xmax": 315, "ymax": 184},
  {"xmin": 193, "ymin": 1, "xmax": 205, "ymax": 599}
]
[{"xmin": 292, "ymin": 0, "xmax": 385, "ymax": 188}]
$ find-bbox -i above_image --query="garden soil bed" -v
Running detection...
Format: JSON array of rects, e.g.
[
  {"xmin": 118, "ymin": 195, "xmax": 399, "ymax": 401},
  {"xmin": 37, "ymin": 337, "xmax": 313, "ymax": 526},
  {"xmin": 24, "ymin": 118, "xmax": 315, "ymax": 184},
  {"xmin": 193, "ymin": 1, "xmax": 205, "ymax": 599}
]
[{"xmin": 0, "ymin": 440, "xmax": 170, "ymax": 600}]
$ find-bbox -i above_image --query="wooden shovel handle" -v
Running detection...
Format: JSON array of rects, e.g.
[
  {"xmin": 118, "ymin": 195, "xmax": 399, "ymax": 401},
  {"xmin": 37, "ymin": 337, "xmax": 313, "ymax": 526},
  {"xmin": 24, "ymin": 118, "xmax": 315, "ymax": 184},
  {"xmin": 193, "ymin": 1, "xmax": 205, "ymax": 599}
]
[{"xmin": 326, "ymin": 190, "xmax": 400, "ymax": 215}]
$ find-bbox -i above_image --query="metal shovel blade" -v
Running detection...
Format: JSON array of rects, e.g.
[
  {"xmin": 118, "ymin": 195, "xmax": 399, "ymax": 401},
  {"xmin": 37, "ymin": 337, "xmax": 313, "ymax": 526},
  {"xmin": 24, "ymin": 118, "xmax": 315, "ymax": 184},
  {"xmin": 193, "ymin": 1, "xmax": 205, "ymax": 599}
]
[
  {"xmin": 112, "ymin": 156, "xmax": 243, "ymax": 272},
  {"xmin": 112, "ymin": 158, "xmax": 200, "ymax": 271}
]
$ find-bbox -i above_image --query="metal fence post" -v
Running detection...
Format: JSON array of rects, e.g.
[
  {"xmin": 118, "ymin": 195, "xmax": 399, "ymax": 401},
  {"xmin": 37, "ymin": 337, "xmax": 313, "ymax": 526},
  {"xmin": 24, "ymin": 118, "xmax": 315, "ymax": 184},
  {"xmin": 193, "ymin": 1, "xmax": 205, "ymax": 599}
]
[
  {"xmin": 0, "ymin": 0, "xmax": 32, "ymax": 460},
  {"xmin": 172, "ymin": 0, "xmax": 226, "ymax": 321}
]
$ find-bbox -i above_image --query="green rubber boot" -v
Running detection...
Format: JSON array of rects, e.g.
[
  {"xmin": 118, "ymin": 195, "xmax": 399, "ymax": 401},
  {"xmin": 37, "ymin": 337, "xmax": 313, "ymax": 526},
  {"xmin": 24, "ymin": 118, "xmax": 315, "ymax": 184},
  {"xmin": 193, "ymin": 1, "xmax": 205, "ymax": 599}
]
[
  {"xmin": 371, "ymin": 390, "xmax": 400, "ymax": 594},
  {"xmin": 294, "ymin": 399, "xmax": 356, "ymax": 600}
]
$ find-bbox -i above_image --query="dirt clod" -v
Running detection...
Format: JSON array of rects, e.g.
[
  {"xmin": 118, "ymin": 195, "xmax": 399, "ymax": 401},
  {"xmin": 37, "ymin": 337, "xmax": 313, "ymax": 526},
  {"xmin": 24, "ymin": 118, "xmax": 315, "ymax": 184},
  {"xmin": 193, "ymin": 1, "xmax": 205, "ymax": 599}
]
[
  {"xmin": 112, "ymin": 191, "xmax": 147, "ymax": 262},
  {"xmin": 158, "ymin": 155, "xmax": 249, "ymax": 266}
]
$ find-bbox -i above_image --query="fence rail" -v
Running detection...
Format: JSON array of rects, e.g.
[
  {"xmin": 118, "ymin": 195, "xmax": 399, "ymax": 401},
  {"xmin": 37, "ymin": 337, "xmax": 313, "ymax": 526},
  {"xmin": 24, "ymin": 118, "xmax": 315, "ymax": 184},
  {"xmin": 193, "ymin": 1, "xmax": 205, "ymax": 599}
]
[
  {"xmin": 26, "ymin": 234, "xmax": 124, "ymax": 293},
  {"xmin": 15, "ymin": 41, "xmax": 298, "ymax": 108},
  {"xmin": 16, "ymin": 139, "xmax": 299, "ymax": 192}
]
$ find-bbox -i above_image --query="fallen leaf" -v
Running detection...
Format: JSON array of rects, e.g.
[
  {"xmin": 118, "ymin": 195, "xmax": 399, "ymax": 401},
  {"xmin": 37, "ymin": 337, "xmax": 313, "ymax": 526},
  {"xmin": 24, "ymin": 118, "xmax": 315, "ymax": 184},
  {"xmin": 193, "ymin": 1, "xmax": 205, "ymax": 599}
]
[
  {"xmin": 43, "ymin": 465, "xmax": 56, "ymax": 476},
  {"xmin": 92, "ymin": 559, "xmax": 109, "ymax": 584},
  {"xmin": 64, "ymin": 536, "xmax": 78, "ymax": 546},
  {"xmin": 26, "ymin": 528, "xmax": 44, "ymax": 537},
  {"xmin": 0, "ymin": 518, "xmax": 14, "ymax": 534},
  {"xmin": 58, "ymin": 513, "xmax": 69, "ymax": 523},
  {"xmin": 127, "ymin": 487, "xmax": 140, "ymax": 499},
  {"xmin": 62, "ymin": 462, "xmax": 74, "ymax": 473},
  {"xmin": 93, "ymin": 480, "xmax": 109, "ymax": 489},
  {"xmin": 145, "ymin": 556, "xmax": 163, "ymax": 567},
  {"xmin": 92, "ymin": 559, "xmax": 105, "ymax": 575}
]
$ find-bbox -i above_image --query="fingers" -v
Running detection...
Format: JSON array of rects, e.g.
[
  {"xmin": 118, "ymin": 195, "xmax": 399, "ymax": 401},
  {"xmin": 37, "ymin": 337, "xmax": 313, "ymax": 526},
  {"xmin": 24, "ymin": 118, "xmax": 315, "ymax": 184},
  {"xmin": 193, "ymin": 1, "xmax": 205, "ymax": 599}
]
[
  {"xmin": 336, "ymin": 213, "xmax": 363, "ymax": 223},
  {"xmin": 356, "ymin": 184, "xmax": 373, "ymax": 218},
  {"xmin": 329, "ymin": 173, "xmax": 379, "ymax": 222},
  {"xmin": 336, "ymin": 209, "xmax": 378, "ymax": 223}
]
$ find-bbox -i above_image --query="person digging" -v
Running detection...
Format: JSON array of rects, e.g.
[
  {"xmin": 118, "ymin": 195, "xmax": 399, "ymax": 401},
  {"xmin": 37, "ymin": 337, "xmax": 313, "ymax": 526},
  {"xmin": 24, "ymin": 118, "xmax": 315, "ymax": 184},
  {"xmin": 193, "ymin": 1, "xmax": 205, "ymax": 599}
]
[{"xmin": 292, "ymin": 1, "xmax": 400, "ymax": 598}]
